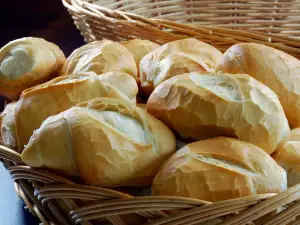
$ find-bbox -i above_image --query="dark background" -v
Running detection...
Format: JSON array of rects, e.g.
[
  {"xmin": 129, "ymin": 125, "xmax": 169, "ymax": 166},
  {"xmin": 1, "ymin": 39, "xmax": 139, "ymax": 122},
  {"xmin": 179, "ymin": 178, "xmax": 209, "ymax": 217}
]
[
  {"xmin": 0, "ymin": 0, "xmax": 84, "ymax": 54},
  {"xmin": 0, "ymin": 1, "xmax": 85, "ymax": 224}
]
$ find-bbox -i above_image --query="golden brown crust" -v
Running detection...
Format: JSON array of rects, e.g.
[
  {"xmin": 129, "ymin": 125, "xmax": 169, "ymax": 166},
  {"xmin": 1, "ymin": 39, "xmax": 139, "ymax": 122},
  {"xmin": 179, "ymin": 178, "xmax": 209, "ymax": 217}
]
[
  {"xmin": 0, "ymin": 102, "xmax": 17, "ymax": 149},
  {"xmin": 15, "ymin": 73, "xmax": 134, "ymax": 152},
  {"xmin": 0, "ymin": 37, "xmax": 66, "ymax": 100},
  {"xmin": 60, "ymin": 40, "xmax": 137, "ymax": 78},
  {"xmin": 22, "ymin": 97, "xmax": 176, "ymax": 186},
  {"xmin": 139, "ymin": 38, "xmax": 222, "ymax": 94},
  {"xmin": 152, "ymin": 137, "xmax": 287, "ymax": 202},
  {"xmin": 217, "ymin": 43, "xmax": 300, "ymax": 128},
  {"xmin": 22, "ymin": 115, "xmax": 76, "ymax": 175},
  {"xmin": 120, "ymin": 39, "xmax": 160, "ymax": 72},
  {"xmin": 147, "ymin": 72, "xmax": 290, "ymax": 154},
  {"xmin": 98, "ymin": 71, "xmax": 138, "ymax": 102},
  {"xmin": 272, "ymin": 128, "xmax": 300, "ymax": 187}
]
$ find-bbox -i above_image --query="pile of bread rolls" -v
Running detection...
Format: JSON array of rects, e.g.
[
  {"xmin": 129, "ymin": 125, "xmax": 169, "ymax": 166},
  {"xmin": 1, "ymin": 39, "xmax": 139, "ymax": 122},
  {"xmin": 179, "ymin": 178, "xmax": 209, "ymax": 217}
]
[{"xmin": 1, "ymin": 36, "xmax": 300, "ymax": 203}]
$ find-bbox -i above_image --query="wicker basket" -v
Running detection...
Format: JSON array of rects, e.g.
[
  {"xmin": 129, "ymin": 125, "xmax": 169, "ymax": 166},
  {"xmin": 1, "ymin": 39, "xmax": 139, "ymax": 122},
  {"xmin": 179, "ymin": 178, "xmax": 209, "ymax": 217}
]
[
  {"xmin": 2, "ymin": 144, "xmax": 300, "ymax": 225},
  {"xmin": 62, "ymin": 0, "xmax": 300, "ymax": 59},
  {"xmin": 0, "ymin": 146, "xmax": 300, "ymax": 225},
  {"xmin": 2, "ymin": 0, "xmax": 300, "ymax": 224}
]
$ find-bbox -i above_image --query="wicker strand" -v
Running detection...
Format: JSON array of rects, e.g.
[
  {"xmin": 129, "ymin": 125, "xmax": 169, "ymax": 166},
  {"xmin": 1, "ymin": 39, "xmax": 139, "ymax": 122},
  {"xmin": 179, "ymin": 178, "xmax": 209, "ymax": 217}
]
[
  {"xmin": 62, "ymin": 0, "xmax": 300, "ymax": 58},
  {"xmin": 219, "ymin": 184, "xmax": 300, "ymax": 225}
]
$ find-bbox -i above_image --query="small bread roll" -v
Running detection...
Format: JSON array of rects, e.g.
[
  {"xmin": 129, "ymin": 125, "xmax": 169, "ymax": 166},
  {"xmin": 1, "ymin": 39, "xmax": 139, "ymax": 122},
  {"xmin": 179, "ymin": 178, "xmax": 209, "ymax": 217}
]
[
  {"xmin": 98, "ymin": 71, "xmax": 138, "ymax": 102},
  {"xmin": 152, "ymin": 137, "xmax": 287, "ymax": 202},
  {"xmin": 147, "ymin": 72, "xmax": 290, "ymax": 154},
  {"xmin": 139, "ymin": 38, "xmax": 222, "ymax": 95},
  {"xmin": 22, "ymin": 114, "xmax": 77, "ymax": 175},
  {"xmin": 0, "ymin": 37, "xmax": 65, "ymax": 100},
  {"xmin": 217, "ymin": 43, "xmax": 300, "ymax": 128},
  {"xmin": 22, "ymin": 98, "xmax": 176, "ymax": 186},
  {"xmin": 60, "ymin": 40, "xmax": 137, "ymax": 78},
  {"xmin": 0, "ymin": 102, "xmax": 17, "ymax": 148},
  {"xmin": 273, "ymin": 128, "xmax": 300, "ymax": 187},
  {"xmin": 15, "ymin": 72, "xmax": 136, "ymax": 152},
  {"xmin": 120, "ymin": 39, "xmax": 160, "ymax": 71}
]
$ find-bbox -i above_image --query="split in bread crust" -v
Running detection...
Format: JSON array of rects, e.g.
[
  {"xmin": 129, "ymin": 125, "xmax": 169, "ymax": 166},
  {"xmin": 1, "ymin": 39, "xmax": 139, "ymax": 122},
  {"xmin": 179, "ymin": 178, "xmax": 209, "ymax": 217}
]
[
  {"xmin": 0, "ymin": 37, "xmax": 66, "ymax": 100},
  {"xmin": 152, "ymin": 137, "xmax": 287, "ymax": 202}
]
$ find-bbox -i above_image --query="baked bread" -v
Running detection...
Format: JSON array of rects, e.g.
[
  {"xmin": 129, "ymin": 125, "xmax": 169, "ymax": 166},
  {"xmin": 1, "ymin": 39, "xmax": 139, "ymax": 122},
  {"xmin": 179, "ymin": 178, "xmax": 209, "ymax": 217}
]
[
  {"xmin": 217, "ymin": 43, "xmax": 300, "ymax": 128},
  {"xmin": 147, "ymin": 72, "xmax": 290, "ymax": 154},
  {"xmin": 0, "ymin": 102, "xmax": 17, "ymax": 148},
  {"xmin": 273, "ymin": 128, "xmax": 300, "ymax": 187},
  {"xmin": 139, "ymin": 38, "xmax": 222, "ymax": 95},
  {"xmin": 60, "ymin": 40, "xmax": 137, "ymax": 78},
  {"xmin": 0, "ymin": 37, "xmax": 65, "ymax": 100},
  {"xmin": 98, "ymin": 71, "xmax": 138, "ymax": 102},
  {"xmin": 152, "ymin": 137, "xmax": 287, "ymax": 202},
  {"xmin": 21, "ymin": 97, "xmax": 176, "ymax": 186},
  {"xmin": 120, "ymin": 39, "xmax": 160, "ymax": 72},
  {"xmin": 15, "ymin": 72, "xmax": 135, "ymax": 152}
]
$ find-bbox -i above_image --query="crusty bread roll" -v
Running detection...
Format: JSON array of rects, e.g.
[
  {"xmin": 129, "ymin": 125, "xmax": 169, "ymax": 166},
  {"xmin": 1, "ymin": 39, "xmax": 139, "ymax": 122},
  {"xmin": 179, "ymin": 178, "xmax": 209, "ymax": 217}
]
[
  {"xmin": 216, "ymin": 43, "xmax": 300, "ymax": 128},
  {"xmin": 273, "ymin": 128, "xmax": 300, "ymax": 187},
  {"xmin": 98, "ymin": 71, "xmax": 138, "ymax": 102},
  {"xmin": 22, "ymin": 97, "xmax": 176, "ymax": 186},
  {"xmin": 0, "ymin": 37, "xmax": 65, "ymax": 100},
  {"xmin": 139, "ymin": 38, "xmax": 222, "ymax": 95},
  {"xmin": 15, "ymin": 72, "xmax": 136, "ymax": 152},
  {"xmin": 152, "ymin": 137, "xmax": 287, "ymax": 202},
  {"xmin": 120, "ymin": 39, "xmax": 160, "ymax": 72},
  {"xmin": 60, "ymin": 40, "xmax": 137, "ymax": 78},
  {"xmin": 22, "ymin": 113, "xmax": 77, "ymax": 175},
  {"xmin": 0, "ymin": 102, "xmax": 17, "ymax": 148},
  {"xmin": 147, "ymin": 72, "xmax": 290, "ymax": 154}
]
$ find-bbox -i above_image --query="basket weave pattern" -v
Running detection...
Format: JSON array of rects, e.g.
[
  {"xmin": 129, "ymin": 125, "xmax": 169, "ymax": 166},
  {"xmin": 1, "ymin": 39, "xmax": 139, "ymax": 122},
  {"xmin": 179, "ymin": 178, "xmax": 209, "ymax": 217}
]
[
  {"xmin": 2, "ymin": 0, "xmax": 300, "ymax": 224},
  {"xmin": 62, "ymin": 0, "xmax": 300, "ymax": 58},
  {"xmin": 2, "ymin": 145, "xmax": 300, "ymax": 225}
]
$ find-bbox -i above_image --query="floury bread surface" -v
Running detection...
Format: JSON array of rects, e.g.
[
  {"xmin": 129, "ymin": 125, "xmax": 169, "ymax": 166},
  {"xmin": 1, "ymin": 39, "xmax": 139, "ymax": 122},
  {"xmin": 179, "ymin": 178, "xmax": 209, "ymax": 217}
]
[
  {"xmin": 21, "ymin": 98, "xmax": 176, "ymax": 187},
  {"xmin": 273, "ymin": 128, "xmax": 300, "ymax": 187},
  {"xmin": 152, "ymin": 137, "xmax": 287, "ymax": 202},
  {"xmin": 15, "ymin": 72, "xmax": 137, "ymax": 152},
  {"xmin": 217, "ymin": 43, "xmax": 300, "ymax": 128},
  {"xmin": 0, "ymin": 102, "xmax": 17, "ymax": 149},
  {"xmin": 60, "ymin": 40, "xmax": 137, "ymax": 78},
  {"xmin": 147, "ymin": 72, "xmax": 290, "ymax": 154},
  {"xmin": 139, "ymin": 38, "xmax": 222, "ymax": 95},
  {"xmin": 0, "ymin": 37, "xmax": 65, "ymax": 100},
  {"xmin": 120, "ymin": 39, "xmax": 160, "ymax": 72},
  {"xmin": 98, "ymin": 71, "xmax": 138, "ymax": 102}
]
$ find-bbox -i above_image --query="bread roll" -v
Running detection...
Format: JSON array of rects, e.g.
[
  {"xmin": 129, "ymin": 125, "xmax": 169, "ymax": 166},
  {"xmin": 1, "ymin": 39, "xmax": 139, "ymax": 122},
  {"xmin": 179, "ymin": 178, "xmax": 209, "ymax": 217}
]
[
  {"xmin": 152, "ymin": 137, "xmax": 287, "ymax": 202},
  {"xmin": 22, "ymin": 114, "xmax": 77, "ymax": 175},
  {"xmin": 98, "ymin": 71, "xmax": 138, "ymax": 102},
  {"xmin": 22, "ymin": 97, "xmax": 176, "ymax": 186},
  {"xmin": 0, "ymin": 37, "xmax": 65, "ymax": 100},
  {"xmin": 60, "ymin": 40, "xmax": 137, "ymax": 78},
  {"xmin": 120, "ymin": 39, "xmax": 160, "ymax": 71},
  {"xmin": 139, "ymin": 38, "xmax": 222, "ymax": 95},
  {"xmin": 273, "ymin": 128, "xmax": 300, "ymax": 187},
  {"xmin": 217, "ymin": 43, "xmax": 300, "ymax": 128},
  {"xmin": 147, "ymin": 72, "xmax": 290, "ymax": 154},
  {"xmin": 15, "ymin": 72, "xmax": 135, "ymax": 152},
  {"xmin": 0, "ymin": 102, "xmax": 17, "ymax": 148}
]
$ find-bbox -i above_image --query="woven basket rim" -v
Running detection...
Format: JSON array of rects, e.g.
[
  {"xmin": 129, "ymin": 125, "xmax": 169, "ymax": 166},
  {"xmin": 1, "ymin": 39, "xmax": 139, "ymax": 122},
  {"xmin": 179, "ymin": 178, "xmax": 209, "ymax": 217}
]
[
  {"xmin": 2, "ymin": 1, "xmax": 300, "ymax": 223},
  {"xmin": 62, "ymin": 0, "xmax": 300, "ymax": 60},
  {"xmin": 0, "ymin": 144, "xmax": 277, "ymax": 203},
  {"xmin": 2, "ymin": 143, "xmax": 300, "ymax": 225}
]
